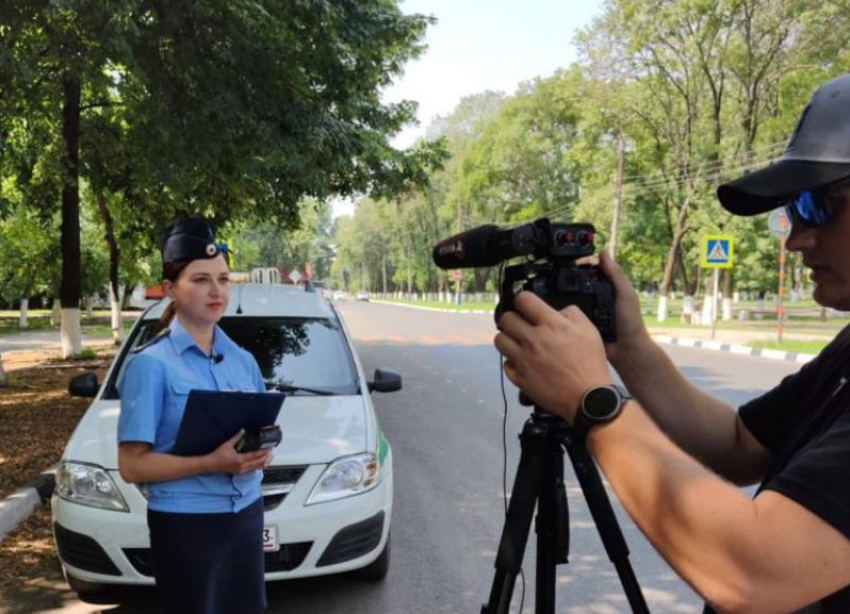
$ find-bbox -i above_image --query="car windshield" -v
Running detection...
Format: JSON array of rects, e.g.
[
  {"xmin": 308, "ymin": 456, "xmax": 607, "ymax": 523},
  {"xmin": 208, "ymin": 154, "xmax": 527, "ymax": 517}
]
[{"xmin": 105, "ymin": 316, "xmax": 360, "ymax": 399}]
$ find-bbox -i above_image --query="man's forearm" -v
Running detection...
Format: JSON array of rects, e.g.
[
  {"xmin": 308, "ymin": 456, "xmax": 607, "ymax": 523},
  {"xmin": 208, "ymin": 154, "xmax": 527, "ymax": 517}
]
[
  {"xmin": 586, "ymin": 402, "xmax": 821, "ymax": 614},
  {"xmin": 609, "ymin": 337, "xmax": 743, "ymax": 479}
]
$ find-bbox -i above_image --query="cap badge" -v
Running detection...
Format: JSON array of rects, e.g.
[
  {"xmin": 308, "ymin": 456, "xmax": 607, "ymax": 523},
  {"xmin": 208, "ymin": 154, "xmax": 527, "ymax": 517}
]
[{"xmin": 205, "ymin": 243, "xmax": 217, "ymax": 256}]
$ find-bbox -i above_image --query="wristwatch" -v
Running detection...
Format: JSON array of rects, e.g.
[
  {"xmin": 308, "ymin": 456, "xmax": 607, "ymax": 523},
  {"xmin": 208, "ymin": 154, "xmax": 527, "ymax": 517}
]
[{"xmin": 573, "ymin": 384, "xmax": 631, "ymax": 439}]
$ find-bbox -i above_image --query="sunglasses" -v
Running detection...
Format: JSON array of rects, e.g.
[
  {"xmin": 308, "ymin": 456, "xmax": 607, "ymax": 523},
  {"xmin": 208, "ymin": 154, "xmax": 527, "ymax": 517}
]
[{"xmin": 782, "ymin": 177, "xmax": 850, "ymax": 228}]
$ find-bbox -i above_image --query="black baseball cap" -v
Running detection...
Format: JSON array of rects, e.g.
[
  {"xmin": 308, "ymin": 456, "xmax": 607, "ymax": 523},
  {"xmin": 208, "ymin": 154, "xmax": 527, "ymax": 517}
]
[
  {"xmin": 161, "ymin": 217, "xmax": 226, "ymax": 265},
  {"xmin": 718, "ymin": 73, "xmax": 850, "ymax": 216}
]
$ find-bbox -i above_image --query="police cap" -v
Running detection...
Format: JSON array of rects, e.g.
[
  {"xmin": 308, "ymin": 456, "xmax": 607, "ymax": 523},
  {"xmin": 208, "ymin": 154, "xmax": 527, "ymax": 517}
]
[{"xmin": 161, "ymin": 217, "xmax": 227, "ymax": 265}]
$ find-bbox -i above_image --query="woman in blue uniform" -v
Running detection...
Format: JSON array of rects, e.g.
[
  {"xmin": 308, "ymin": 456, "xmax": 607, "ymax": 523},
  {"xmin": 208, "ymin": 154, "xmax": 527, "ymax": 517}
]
[{"xmin": 117, "ymin": 217, "xmax": 271, "ymax": 614}]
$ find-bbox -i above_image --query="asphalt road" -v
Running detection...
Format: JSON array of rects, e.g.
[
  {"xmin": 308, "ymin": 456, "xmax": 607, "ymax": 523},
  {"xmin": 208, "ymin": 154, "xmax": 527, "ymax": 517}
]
[{"xmin": 7, "ymin": 300, "xmax": 800, "ymax": 614}]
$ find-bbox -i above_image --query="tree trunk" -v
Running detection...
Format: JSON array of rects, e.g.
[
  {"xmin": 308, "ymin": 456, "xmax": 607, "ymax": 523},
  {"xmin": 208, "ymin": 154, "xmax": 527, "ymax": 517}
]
[
  {"xmin": 701, "ymin": 274, "xmax": 715, "ymax": 326},
  {"xmin": 657, "ymin": 198, "xmax": 691, "ymax": 322},
  {"xmin": 610, "ymin": 131, "xmax": 626, "ymax": 259},
  {"xmin": 19, "ymin": 298, "xmax": 29, "ymax": 330},
  {"xmin": 60, "ymin": 72, "xmax": 83, "ymax": 358},
  {"xmin": 111, "ymin": 286, "xmax": 124, "ymax": 345},
  {"xmin": 51, "ymin": 298, "xmax": 61, "ymax": 327},
  {"xmin": 94, "ymin": 188, "xmax": 123, "ymax": 345},
  {"xmin": 473, "ymin": 268, "xmax": 488, "ymax": 293},
  {"xmin": 721, "ymin": 269, "xmax": 733, "ymax": 321},
  {"xmin": 0, "ymin": 354, "xmax": 6, "ymax": 387},
  {"xmin": 381, "ymin": 252, "xmax": 387, "ymax": 294}
]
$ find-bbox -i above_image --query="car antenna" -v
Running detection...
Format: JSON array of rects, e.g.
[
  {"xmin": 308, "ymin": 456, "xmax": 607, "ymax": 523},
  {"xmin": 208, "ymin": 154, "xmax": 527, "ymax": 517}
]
[{"xmin": 236, "ymin": 284, "xmax": 244, "ymax": 314}]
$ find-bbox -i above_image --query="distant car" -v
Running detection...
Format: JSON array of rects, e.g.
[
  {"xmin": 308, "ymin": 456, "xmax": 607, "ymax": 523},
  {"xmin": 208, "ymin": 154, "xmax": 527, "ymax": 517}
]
[
  {"xmin": 332, "ymin": 290, "xmax": 345, "ymax": 301},
  {"xmin": 54, "ymin": 283, "xmax": 401, "ymax": 599},
  {"xmin": 356, "ymin": 291, "xmax": 370, "ymax": 302}
]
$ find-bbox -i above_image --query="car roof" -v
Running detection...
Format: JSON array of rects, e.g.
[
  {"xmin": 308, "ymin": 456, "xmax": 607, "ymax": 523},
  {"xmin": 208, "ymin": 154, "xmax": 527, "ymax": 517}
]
[{"xmin": 141, "ymin": 283, "xmax": 336, "ymax": 320}]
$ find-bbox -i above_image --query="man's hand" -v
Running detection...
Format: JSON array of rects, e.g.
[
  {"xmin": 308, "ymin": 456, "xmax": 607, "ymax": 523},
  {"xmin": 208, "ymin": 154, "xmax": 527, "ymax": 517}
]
[
  {"xmin": 494, "ymin": 291, "xmax": 612, "ymax": 422},
  {"xmin": 597, "ymin": 250, "xmax": 651, "ymax": 364},
  {"xmin": 207, "ymin": 431, "xmax": 272, "ymax": 475}
]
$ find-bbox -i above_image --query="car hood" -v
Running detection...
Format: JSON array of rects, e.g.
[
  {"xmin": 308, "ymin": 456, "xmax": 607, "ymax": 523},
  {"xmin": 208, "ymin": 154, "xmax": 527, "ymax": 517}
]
[{"xmin": 63, "ymin": 396, "xmax": 369, "ymax": 469}]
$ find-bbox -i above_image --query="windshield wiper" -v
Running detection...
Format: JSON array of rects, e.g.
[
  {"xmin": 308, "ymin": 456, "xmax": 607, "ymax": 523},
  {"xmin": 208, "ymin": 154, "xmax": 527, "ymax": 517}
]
[{"xmin": 270, "ymin": 383, "xmax": 337, "ymax": 396}]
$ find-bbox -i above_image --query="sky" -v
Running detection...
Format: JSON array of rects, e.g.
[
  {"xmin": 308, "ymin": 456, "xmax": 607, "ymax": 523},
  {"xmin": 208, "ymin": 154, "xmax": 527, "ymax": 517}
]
[{"xmin": 332, "ymin": 0, "xmax": 604, "ymax": 218}]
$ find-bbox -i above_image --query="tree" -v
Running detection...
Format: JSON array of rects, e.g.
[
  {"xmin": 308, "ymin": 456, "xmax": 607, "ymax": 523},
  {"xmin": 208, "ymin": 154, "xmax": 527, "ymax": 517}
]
[{"xmin": 1, "ymin": 0, "xmax": 443, "ymax": 356}]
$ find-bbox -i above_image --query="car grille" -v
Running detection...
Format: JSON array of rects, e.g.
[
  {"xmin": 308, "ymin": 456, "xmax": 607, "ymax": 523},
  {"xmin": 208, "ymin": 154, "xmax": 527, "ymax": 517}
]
[
  {"xmin": 316, "ymin": 511, "xmax": 384, "ymax": 567},
  {"xmin": 123, "ymin": 543, "xmax": 313, "ymax": 576},
  {"xmin": 262, "ymin": 465, "xmax": 307, "ymax": 511},
  {"xmin": 54, "ymin": 523, "xmax": 121, "ymax": 576},
  {"xmin": 264, "ymin": 542, "xmax": 313, "ymax": 572}
]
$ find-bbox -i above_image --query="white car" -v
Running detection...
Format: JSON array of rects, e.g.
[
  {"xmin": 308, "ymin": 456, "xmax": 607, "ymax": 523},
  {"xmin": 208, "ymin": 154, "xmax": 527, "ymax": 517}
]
[
  {"xmin": 355, "ymin": 290, "xmax": 369, "ymax": 302},
  {"xmin": 52, "ymin": 283, "xmax": 400, "ymax": 599}
]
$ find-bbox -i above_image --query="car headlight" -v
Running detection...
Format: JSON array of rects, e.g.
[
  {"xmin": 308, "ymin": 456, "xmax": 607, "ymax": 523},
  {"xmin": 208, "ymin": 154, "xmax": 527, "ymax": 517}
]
[
  {"xmin": 306, "ymin": 452, "xmax": 380, "ymax": 505},
  {"xmin": 55, "ymin": 462, "xmax": 129, "ymax": 512}
]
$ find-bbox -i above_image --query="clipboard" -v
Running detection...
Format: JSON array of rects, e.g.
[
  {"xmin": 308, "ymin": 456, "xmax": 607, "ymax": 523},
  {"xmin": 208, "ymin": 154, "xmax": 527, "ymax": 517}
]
[{"xmin": 171, "ymin": 390, "xmax": 286, "ymax": 456}]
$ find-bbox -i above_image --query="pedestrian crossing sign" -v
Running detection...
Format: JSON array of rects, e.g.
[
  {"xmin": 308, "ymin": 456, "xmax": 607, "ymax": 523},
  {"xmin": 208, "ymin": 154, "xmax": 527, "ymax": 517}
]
[{"xmin": 700, "ymin": 234, "xmax": 734, "ymax": 269}]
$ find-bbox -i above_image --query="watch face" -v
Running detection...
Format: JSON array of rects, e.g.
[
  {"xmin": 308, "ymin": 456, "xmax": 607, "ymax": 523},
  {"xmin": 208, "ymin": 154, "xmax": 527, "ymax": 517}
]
[{"xmin": 583, "ymin": 387, "xmax": 621, "ymax": 420}]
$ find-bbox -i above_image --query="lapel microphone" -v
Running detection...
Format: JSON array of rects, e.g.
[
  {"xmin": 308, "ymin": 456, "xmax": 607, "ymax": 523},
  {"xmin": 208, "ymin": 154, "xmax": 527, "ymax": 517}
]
[{"xmin": 213, "ymin": 354, "xmax": 224, "ymax": 364}]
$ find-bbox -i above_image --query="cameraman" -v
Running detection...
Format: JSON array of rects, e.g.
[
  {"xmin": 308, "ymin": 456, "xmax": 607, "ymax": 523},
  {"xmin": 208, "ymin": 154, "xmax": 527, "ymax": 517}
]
[{"xmin": 495, "ymin": 73, "xmax": 850, "ymax": 614}]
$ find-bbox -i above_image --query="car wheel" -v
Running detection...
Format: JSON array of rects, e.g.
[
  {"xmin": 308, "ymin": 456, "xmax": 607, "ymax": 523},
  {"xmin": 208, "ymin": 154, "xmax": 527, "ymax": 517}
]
[{"xmin": 351, "ymin": 533, "xmax": 390, "ymax": 582}]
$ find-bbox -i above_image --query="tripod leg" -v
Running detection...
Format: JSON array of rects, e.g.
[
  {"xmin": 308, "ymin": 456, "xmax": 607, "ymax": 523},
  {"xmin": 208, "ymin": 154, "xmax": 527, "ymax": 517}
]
[
  {"xmin": 482, "ymin": 420, "xmax": 548, "ymax": 614},
  {"xmin": 564, "ymin": 433, "xmax": 652, "ymax": 614},
  {"xmin": 535, "ymin": 430, "xmax": 569, "ymax": 614}
]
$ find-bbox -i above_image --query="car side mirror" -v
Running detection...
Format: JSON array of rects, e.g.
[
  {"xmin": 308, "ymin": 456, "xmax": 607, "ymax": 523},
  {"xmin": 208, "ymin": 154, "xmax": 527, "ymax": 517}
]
[
  {"xmin": 69, "ymin": 372, "xmax": 99, "ymax": 398},
  {"xmin": 368, "ymin": 369, "xmax": 402, "ymax": 393}
]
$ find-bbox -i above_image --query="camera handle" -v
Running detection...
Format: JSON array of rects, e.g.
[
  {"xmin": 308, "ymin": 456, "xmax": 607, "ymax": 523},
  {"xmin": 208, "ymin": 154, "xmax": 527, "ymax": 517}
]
[{"xmin": 481, "ymin": 408, "xmax": 651, "ymax": 614}]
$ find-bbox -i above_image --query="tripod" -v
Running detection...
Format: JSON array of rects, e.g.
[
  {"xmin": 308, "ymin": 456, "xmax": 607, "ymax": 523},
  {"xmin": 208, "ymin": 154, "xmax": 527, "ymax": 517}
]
[{"xmin": 482, "ymin": 407, "xmax": 651, "ymax": 614}]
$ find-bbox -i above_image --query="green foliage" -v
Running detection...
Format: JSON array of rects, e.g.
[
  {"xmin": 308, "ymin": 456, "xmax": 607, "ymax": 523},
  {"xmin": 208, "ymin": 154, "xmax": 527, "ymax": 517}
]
[
  {"xmin": 1, "ymin": 0, "xmax": 443, "ymax": 313},
  {"xmin": 332, "ymin": 0, "xmax": 850, "ymax": 300}
]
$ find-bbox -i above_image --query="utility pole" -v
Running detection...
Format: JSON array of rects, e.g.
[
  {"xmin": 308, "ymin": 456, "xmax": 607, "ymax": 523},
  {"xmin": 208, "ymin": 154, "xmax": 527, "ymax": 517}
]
[{"xmin": 610, "ymin": 130, "xmax": 626, "ymax": 259}]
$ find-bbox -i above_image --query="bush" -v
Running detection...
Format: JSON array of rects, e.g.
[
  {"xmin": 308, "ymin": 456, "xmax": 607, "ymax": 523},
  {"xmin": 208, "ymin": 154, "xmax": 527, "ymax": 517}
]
[{"xmin": 79, "ymin": 348, "xmax": 98, "ymax": 360}]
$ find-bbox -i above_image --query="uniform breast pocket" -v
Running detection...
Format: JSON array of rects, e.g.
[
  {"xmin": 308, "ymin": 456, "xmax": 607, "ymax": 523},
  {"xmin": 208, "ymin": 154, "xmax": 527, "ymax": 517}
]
[{"xmin": 162, "ymin": 380, "xmax": 200, "ymax": 437}]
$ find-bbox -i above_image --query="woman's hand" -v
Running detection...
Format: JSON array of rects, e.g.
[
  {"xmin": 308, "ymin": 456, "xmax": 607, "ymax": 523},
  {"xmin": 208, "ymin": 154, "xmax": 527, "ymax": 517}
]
[
  {"xmin": 207, "ymin": 431, "xmax": 272, "ymax": 475},
  {"xmin": 494, "ymin": 291, "xmax": 612, "ymax": 423}
]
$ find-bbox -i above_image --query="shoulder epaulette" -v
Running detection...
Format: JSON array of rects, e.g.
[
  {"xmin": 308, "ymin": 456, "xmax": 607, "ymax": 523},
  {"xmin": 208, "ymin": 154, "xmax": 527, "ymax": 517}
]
[{"xmin": 131, "ymin": 328, "xmax": 171, "ymax": 354}]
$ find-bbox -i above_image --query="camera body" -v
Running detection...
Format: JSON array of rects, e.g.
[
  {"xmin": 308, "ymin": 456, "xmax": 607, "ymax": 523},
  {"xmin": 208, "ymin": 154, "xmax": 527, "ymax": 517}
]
[
  {"xmin": 500, "ymin": 262, "xmax": 616, "ymax": 342},
  {"xmin": 496, "ymin": 220, "xmax": 616, "ymax": 343}
]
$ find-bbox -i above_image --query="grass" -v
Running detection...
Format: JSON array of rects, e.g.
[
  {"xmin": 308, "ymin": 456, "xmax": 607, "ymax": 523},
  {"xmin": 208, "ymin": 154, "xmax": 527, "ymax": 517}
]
[
  {"xmin": 0, "ymin": 318, "xmax": 53, "ymax": 335},
  {"xmin": 82, "ymin": 321, "xmax": 136, "ymax": 338},
  {"xmin": 750, "ymin": 339, "xmax": 829, "ymax": 355},
  {"xmin": 0, "ymin": 314, "xmax": 137, "ymax": 338}
]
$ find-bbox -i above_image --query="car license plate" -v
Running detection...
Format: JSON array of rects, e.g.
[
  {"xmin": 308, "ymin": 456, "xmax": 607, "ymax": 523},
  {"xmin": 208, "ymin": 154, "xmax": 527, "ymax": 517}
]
[{"xmin": 263, "ymin": 525, "xmax": 279, "ymax": 552}]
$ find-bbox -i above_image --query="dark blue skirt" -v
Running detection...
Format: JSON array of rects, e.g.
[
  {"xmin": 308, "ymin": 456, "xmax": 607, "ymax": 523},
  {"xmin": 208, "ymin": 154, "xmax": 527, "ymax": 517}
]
[{"xmin": 147, "ymin": 497, "xmax": 266, "ymax": 614}]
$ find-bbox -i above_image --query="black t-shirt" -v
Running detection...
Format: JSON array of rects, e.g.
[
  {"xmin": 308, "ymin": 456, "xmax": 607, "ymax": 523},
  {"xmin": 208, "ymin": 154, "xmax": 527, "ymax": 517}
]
[{"xmin": 703, "ymin": 325, "xmax": 850, "ymax": 614}]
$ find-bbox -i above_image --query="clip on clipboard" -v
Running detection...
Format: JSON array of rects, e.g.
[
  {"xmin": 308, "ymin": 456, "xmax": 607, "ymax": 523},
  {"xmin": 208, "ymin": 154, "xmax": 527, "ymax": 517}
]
[{"xmin": 171, "ymin": 390, "xmax": 286, "ymax": 456}]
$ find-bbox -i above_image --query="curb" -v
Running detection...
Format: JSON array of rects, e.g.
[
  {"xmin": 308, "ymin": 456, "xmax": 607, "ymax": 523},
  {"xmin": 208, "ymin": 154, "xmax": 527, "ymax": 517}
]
[
  {"xmin": 369, "ymin": 300, "xmax": 818, "ymax": 364},
  {"xmin": 651, "ymin": 335, "xmax": 816, "ymax": 364},
  {"xmin": 0, "ymin": 466, "xmax": 56, "ymax": 544}
]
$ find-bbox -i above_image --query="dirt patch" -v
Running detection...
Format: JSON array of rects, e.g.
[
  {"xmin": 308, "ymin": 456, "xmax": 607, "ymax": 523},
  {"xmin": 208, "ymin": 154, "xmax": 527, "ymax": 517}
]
[{"xmin": 0, "ymin": 350, "xmax": 114, "ymax": 593}]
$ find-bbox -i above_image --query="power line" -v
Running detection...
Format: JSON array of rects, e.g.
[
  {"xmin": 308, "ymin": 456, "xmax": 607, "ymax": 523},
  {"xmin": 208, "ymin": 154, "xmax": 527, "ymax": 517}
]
[{"xmin": 452, "ymin": 141, "xmax": 789, "ymax": 228}]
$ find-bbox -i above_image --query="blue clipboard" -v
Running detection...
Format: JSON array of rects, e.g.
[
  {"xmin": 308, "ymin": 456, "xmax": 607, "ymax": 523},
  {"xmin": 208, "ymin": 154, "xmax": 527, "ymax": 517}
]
[{"xmin": 171, "ymin": 390, "xmax": 286, "ymax": 456}]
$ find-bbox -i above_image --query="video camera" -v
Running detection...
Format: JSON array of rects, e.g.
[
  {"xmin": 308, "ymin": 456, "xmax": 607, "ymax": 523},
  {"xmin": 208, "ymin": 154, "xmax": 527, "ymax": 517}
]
[{"xmin": 432, "ymin": 218, "xmax": 616, "ymax": 342}]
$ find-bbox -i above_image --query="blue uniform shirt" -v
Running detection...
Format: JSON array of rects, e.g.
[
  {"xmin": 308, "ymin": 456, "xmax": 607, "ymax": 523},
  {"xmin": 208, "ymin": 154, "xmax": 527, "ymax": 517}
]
[{"xmin": 117, "ymin": 317, "xmax": 267, "ymax": 513}]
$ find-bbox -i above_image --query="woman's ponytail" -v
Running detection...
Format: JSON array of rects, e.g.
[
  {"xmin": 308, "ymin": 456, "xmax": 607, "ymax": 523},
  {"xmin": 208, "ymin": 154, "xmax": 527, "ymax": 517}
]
[{"xmin": 156, "ymin": 261, "xmax": 191, "ymax": 333}]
